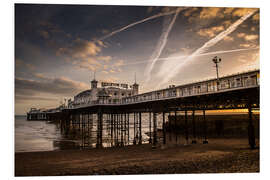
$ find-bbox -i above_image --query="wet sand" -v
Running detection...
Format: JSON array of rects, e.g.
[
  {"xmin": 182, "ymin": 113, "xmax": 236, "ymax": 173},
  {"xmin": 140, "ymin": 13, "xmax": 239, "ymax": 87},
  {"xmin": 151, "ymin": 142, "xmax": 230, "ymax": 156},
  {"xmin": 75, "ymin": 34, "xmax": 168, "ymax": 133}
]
[{"xmin": 15, "ymin": 138, "xmax": 259, "ymax": 176}]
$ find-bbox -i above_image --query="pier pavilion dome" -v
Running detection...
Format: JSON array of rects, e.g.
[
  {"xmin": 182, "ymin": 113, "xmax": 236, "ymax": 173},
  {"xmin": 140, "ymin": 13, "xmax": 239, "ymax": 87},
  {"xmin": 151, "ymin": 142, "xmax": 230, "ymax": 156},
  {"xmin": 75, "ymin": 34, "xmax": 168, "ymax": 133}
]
[{"xmin": 72, "ymin": 75, "xmax": 139, "ymax": 106}]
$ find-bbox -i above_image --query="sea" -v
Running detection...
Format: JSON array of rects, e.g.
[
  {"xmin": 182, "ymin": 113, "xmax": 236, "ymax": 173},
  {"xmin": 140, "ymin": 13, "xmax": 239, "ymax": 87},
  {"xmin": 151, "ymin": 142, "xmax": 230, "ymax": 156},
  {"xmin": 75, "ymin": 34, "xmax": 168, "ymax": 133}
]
[
  {"xmin": 15, "ymin": 111, "xmax": 256, "ymax": 152},
  {"xmin": 15, "ymin": 114, "xmax": 161, "ymax": 152},
  {"xmin": 15, "ymin": 115, "xmax": 62, "ymax": 152}
]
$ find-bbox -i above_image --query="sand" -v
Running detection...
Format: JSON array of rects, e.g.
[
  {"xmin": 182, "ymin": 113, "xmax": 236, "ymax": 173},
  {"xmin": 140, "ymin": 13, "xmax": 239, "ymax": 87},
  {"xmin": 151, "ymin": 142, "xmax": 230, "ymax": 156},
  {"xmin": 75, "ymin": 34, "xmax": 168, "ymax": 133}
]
[{"xmin": 15, "ymin": 138, "xmax": 259, "ymax": 176}]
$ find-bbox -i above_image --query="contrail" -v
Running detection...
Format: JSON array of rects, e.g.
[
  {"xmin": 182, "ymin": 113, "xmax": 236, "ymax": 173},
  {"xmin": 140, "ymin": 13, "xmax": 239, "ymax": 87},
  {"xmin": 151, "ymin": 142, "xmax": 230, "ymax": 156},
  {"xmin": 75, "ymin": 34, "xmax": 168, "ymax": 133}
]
[
  {"xmin": 96, "ymin": 9, "xmax": 182, "ymax": 42},
  {"xmin": 144, "ymin": 7, "xmax": 185, "ymax": 82},
  {"xmin": 119, "ymin": 47, "xmax": 259, "ymax": 66},
  {"xmin": 157, "ymin": 9, "xmax": 258, "ymax": 86}
]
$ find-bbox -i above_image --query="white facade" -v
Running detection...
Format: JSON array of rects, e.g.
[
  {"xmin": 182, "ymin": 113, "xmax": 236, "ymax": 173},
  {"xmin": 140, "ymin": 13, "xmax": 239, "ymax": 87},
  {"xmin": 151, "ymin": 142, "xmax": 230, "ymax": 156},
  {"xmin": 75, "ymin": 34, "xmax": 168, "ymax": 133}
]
[{"xmin": 71, "ymin": 78, "xmax": 139, "ymax": 107}]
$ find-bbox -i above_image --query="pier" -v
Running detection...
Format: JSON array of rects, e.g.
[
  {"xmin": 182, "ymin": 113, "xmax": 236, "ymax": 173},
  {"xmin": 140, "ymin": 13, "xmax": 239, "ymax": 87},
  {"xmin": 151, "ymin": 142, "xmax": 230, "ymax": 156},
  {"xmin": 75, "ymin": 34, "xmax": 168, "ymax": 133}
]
[{"xmin": 40, "ymin": 69, "xmax": 259, "ymax": 149}]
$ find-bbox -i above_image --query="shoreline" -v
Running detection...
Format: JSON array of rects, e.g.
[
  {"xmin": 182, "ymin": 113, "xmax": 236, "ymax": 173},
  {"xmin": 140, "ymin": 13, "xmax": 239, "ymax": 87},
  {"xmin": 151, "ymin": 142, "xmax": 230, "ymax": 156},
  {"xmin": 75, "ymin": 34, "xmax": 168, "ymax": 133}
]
[{"xmin": 15, "ymin": 138, "xmax": 259, "ymax": 176}]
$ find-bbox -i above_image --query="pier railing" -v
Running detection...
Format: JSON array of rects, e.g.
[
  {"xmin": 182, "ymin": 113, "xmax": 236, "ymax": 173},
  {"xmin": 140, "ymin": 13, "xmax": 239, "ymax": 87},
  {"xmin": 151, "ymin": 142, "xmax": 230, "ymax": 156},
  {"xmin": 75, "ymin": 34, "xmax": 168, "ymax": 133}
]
[{"xmin": 69, "ymin": 70, "xmax": 259, "ymax": 109}]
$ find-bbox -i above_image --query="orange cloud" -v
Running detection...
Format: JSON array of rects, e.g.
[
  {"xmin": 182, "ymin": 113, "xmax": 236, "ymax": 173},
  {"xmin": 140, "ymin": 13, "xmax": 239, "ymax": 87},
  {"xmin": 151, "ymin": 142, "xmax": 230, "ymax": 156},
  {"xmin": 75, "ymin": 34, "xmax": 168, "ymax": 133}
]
[
  {"xmin": 197, "ymin": 26, "xmax": 224, "ymax": 38},
  {"xmin": 244, "ymin": 34, "xmax": 258, "ymax": 41},
  {"xmin": 199, "ymin": 7, "xmax": 222, "ymax": 19},
  {"xmin": 252, "ymin": 13, "xmax": 259, "ymax": 21},
  {"xmin": 237, "ymin": 32, "xmax": 246, "ymax": 38},
  {"xmin": 237, "ymin": 33, "xmax": 258, "ymax": 41},
  {"xmin": 222, "ymin": 20, "xmax": 232, "ymax": 28},
  {"xmin": 239, "ymin": 43, "xmax": 257, "ymax": 48},
  {"xmin": 223, "ymin": 8, "xmax": 234, "ymax": 15},
  {"xmin": 183, "ymin": 8, "xmax": 198, "ymax": 17},
  {"xmin": 223, "ymin": 36, "xmax": 234, "ymax": 42},
  {"xmin": 232, "ymin": 8, "xmax": 257, "ymax": 17}
]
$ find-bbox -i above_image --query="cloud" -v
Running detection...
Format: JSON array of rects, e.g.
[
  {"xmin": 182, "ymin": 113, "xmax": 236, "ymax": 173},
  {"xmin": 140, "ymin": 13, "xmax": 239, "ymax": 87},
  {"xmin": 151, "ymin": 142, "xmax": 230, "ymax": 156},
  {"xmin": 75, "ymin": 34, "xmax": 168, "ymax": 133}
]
[
  {"xmin": 244, "ymin": 34, "xmax": 258, "ymax": 41},
  {"xmin": 224, "ymin": 8, "xmax": 234, "ymax": 15},
  {"xmin": 252, "ymin": 13, "xmax": 259, "ymax": 21},
  {"xmin": 56, "ymin": 38, "xmax": 103, "ymax": 58},
  {"xmin": 237, "ymin": 55, "xmax": 248, "ymax": 63},
  {"xmin": 239, "ymin": 43, "xmax": 258, "ymax": 48},
  {"xmin": 15, "ymin": 59, "xmax": 24, "ymax": 67},
  {"xmin": 237, "ymin": 32, "xmax": 246, "ymax": 38},
  {"xmin": 236, "ymin": 51, "xmax": 259, "ymax": 69},
  {"xmin": 199, "ymin": 7, "xmax": 222, "ymax": 19},
  {"xmin": 97, "ymin": 56, "xmax": 112, "ymax": 62},
  {"xmin": 101, "ymin": 29, "xmax": 109, "ymax": 34},
  {"xmin": 15, "ymin": 76, "xmax": 89, "ymax": 99},
  {"xmin": 101, "ymin": 77, "xmax": 119, "ymax": 82},
  {"xmin": 71, "ymin": 55, "xmax": 113, "ymax": 71},
  {"xmin": 183, "ymin": 7, "xmax": 198, "ymax": 17},
  {"xmin": 39, "ymin": 20, "xmax": 64, "ymax": 34},
  {"xmin": 72, "ymin": 58, "xmax": 101, "ymax": 71},
  {"xmin": 232, "ymin": 8, "xmax": 257, "ymax": 17},
  {"xmin": 223, "ymin": 36, "xmax": 234, "ymax": 42},
  {"xmin": 55, "ymin": 37, "xmax": 112, "ymax": 72},
  {"xmin": 72, "ymin": 38, "xmax": 102, "ymax": 58},
  {"xmin": 33, "ymin": 73, "xmax": 51, "ymax": 80},
  {"xmin": 39, "ymin": 30, "xmax": 50, "ymax": 39},
  {"xmin": 197, "ymin": 26, "xmax": 224, "ymax": 38},
  {"xmin": 222, "ymin": 20, "xmax": 232, "ymax": 28},
  {"xmin": 15, "ymin": 58, "xmax": 36, "ymax": 71},
  {"xmin": 237, "ymin": 33, "xmax": 258, "ymax": 41},
  {"xmin": 112, "ymin": 59, "xmax": 124, "ymax": 67},
  {"xmin": 15, "ymin": 95, "xmax": 59, "ymax": 103},
  {"xmin": 147, "ymin": 7, "xmax": 154, "ymax": 13},
  {"xmin": 161, "ymin": 7, "xmax": 175, "ymax": 13},
  {"xmin": 101, "ymin": 70, "xmax": 109, "ymax": 74}
]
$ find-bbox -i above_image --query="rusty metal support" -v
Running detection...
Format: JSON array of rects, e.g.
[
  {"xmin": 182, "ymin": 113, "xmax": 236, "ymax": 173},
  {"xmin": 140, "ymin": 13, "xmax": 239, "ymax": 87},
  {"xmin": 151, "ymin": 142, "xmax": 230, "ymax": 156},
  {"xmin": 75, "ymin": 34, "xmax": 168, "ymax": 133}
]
[
  {"xmin": 174, "ymin": 110, "xmax": 177, "ymax": 143},
  {"xmin": 149, "ymin": 112, "xmax": 152, "ymax": 144},
  {"xmin": 127, "ymin": 113, "xmax": 130, "ymax": 145},
  {"xmin": 139, "ymin": 112, "xmax": 142, "ymax": 144},
  {"xmin": 133, "ymin": 112, "xmax": 136, "ymax": 145},
  {"xmin": 153, "ymin": 112, "xmax": 157, "ymax": 148},
  {"xmin": 169, "ymin": 111, "xmax": 172, "ymax": 141},
  {"xmin": 203, "ymin": 110, "xmax": 208, "ymax": 144},
  {"xmin": 121, "ymin": 113, "xmax": 124, "ymax": 146},
  {"xmin": 248, "ymin": 106, "xmax": 255, "ymax": 149},
  {"xmin": 96, "ymin": 110, "xmax": 103, "ymax": 148},
  {"xmin": 192, "ymin": 110, "xmax": 197, "ymax": 144},
  {"xmin": 163, "ymin": 111, "xmax": 166, "ymax": 145},
  {"xmin": 185, "ymin": 110, "xmax": 188, "ymax": 144}
]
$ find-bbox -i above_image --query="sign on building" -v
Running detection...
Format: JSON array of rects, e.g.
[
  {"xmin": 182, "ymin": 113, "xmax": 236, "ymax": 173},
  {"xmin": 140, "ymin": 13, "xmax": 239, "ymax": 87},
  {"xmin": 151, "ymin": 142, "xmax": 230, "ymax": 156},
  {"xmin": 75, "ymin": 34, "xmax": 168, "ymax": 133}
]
[{"xmin": 101, "ymin": 82, "xmax": 129, "ymax": 89}]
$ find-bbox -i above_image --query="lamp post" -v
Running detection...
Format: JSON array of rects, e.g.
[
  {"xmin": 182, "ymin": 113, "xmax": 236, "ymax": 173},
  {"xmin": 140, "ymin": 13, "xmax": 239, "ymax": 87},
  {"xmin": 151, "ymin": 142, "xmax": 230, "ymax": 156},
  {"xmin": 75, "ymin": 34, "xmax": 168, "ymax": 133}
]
[{"xmin": 212, "ymin": 56, "xmax": 221, "ymax": 90}]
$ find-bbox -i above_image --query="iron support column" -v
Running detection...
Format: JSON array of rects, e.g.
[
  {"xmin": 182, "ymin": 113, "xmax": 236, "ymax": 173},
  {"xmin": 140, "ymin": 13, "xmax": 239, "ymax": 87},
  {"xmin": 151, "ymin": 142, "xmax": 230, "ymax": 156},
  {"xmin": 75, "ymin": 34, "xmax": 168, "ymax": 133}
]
[
  {"xmin": 192, "ymin": 110, "xmax": 197, "ymax": 144},
  {"xmin": 133, "ymin": 112, "xmax": 136, "ymax": 145},
  {"xmin": 139, "ymin": 112, "xmax": 142, "ymax": 144},
  {"xmin": 153, "ymin": 112, "xmax": 157, "ymax": 148},
  {"xmin": 174, "ymin": 110, "xmax": 177, "ymax": 143},
  {"xmin": 203, "ymin": 110, "xmax": 208, "ymax": 144},
  {"xmin": 149, "ymin": 112, "xmax": 152, "ymax": 143},
  {"xmin": 185, "ymin": 110, "xmax": 188, "ymax": 144},
  {"xmin": 163, "ymin": 111, "xmax": 166, "ymax": 145},
  {"xmin": 248, "ymin": 106, "xmax": 255, "ymax": 149}
]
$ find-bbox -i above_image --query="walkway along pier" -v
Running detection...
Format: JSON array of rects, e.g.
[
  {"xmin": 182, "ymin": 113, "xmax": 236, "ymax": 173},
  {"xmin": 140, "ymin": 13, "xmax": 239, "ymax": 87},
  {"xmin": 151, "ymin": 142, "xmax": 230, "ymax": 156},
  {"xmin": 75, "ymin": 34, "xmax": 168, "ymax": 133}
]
[{"xmin": 46, "ymin": 70, "xmax": 260, "ymax": 149}]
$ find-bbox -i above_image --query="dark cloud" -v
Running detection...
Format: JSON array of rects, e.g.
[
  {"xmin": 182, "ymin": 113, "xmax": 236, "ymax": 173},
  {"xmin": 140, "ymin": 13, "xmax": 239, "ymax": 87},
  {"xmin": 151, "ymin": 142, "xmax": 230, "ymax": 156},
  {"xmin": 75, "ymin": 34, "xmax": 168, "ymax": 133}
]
[
  {"xmin": 15, "ymin": 95, "xmax": 58, "ymax": 103},
  {"xmin": 15, "ymin": 76, "xmax": 89, "ymax": 98}
]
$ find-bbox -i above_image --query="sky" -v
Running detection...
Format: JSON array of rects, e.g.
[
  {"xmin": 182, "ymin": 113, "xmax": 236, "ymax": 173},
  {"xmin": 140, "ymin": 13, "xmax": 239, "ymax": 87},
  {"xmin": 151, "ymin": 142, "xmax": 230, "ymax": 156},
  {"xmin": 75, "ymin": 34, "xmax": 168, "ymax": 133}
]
[{"xmin": 15, "ymin": 4, "xmax": 259, "ymax": 115}]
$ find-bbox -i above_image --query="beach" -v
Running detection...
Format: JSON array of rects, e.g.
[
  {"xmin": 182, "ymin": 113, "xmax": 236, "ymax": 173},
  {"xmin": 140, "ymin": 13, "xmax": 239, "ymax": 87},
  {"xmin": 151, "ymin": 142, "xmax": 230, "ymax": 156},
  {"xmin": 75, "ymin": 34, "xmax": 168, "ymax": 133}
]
[{"xmin": 15, "ymin": 138, "xmax": 259, "ymax": 176}]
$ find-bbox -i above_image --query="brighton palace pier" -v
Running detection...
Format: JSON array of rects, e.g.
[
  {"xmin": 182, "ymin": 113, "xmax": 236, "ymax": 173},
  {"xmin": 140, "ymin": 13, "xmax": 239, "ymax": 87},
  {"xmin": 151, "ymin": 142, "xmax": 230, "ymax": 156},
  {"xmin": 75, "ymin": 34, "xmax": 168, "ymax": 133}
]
[{"xmin": 27, "ymin": 69, "xmax": 260, "ymax": 149}]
